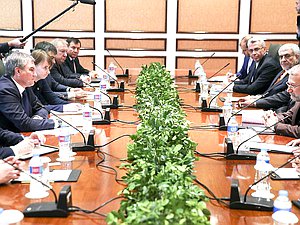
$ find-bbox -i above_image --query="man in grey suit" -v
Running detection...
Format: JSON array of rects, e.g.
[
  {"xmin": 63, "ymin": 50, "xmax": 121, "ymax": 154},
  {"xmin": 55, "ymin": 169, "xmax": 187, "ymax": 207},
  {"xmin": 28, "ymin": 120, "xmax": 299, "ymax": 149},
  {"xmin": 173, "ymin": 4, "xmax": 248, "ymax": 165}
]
[
  {"xmin": 233, "ymin": 37, "xmax": 281, "ymax": 95},
  {"xmin": 264, "ymin": 64, "xmax": 300, "ymax": 138},
  {"xmin": 239, "ymin": 43, "xmax": 300, "ymax": 109}
]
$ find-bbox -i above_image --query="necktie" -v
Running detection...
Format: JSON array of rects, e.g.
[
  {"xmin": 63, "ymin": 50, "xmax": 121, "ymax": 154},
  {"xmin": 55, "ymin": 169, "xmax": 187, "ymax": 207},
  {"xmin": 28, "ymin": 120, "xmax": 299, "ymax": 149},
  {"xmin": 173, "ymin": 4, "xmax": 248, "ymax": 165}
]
[
  {"xmin": 274, "ymin": 71, "xmax": 287, "ymax": 85},
  {"xmin": 21, "ymin": 91, "xmax": 31, "ymax": 116},
  {"xmin": 248, "ymin": 62, "xmax": 257, "ymax": 84},
  {"xmin": 72, "ymin": 59, "xmax": 77, "ymax": 73}
]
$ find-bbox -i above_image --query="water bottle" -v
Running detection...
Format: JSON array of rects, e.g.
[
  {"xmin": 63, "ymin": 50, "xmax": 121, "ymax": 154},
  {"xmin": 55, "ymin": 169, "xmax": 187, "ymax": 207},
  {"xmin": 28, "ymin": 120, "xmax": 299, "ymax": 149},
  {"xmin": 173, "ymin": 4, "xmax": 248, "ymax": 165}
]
[
  {"xmin": 222, "ymin": 98, "xmax": 232, "ymax": 123},
  {"xmin": 28, "ymin": 154, "xmax": 43, "ymax": 194},
  {"xmin": 99, "ymin": 75, "xmax": 107, "ymax": 92},
  {"xmin": 108, "ymin": 62, "xmax": 116, "ymax": 79},
  {"xmin": 227, "ymin": 116, "xmax": 238, "ymax": 149},
  {"xmin": 82, "ymin": 103, "xmax": 93, "ymax": 132},
  {"xmin": 194, "ymin": 60, "xmax": 205, "ymax": 77},
  {"xmin": 253, "ymin": 149, "xmax": 272, "ymax": 195},
  {"xmin": 209, "ymin": 84, "xmax": 219, "ymax": 107},
  {"xmin": 58, "ymin": 125, "xmax": 72, "ymax": 160},
  {"xmin": 273, "ymin": 190, "xmax": 292, "ymax": 212},
  {"xmin": 93, "ymin": 88, "xmax": 103, "ymax": 112}
]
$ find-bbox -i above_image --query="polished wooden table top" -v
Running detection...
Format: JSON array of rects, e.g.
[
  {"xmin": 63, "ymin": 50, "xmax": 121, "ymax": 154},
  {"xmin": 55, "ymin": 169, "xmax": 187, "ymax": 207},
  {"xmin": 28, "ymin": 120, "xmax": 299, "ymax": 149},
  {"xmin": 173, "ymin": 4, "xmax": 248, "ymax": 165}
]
[{"xmin": 0, "ymin": 79, "xmax": 299, "ymax": 225}]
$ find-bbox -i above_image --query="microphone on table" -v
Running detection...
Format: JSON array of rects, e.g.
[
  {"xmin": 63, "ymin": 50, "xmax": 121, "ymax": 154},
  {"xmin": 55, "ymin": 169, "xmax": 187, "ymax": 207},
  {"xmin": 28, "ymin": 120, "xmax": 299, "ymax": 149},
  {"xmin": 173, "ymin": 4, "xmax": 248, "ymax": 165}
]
[
  {"xmin": 92, "ymin": 62, "xmax": 125, "ymax": 92},
  {"xmin": 225, "ymin": 115, "xmax": 290, "ymax": 160},
  {"xmin": 1, "ymin": 158, "xmax": 72, "ymax": 217},
  {"xmin": 106, "ymin": 49, "xmax": 129, "ymax": 77},
  {"xmin": 230, "ymin": 154, "xmax": 300, "ymax": 211},
  {"xmin": 78, "ymin": 78, "xmax": 120, "ymax": 109},
  {"xmin": 89, "ymin": 105, "xmax": 111, "ymax": 125},
  {"xmin": 37, "ymin": 102, "xmax": 95, "ymax": 151},
  {"xmin": 222, "ymin": 92, "xmax": 270, "ymax": 130},
  {"xmin": 189, "ymin": 53, "xmax": 216, "ymax": 79},
  {"xmin": 201, "ymin": 74, "xmax": 238, "ymax": 112}
]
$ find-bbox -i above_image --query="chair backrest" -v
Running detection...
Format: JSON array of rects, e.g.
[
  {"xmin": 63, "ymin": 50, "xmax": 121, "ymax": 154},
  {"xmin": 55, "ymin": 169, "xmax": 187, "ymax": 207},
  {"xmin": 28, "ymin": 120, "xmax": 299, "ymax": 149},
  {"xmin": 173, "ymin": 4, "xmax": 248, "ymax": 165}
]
[
  {"xmin": 0, "ymin": 59, "xmax": 5, "ymax": 76},
  {"xmin": 268, "ymin": 43, "xmax": 282, "ymax": 64}
]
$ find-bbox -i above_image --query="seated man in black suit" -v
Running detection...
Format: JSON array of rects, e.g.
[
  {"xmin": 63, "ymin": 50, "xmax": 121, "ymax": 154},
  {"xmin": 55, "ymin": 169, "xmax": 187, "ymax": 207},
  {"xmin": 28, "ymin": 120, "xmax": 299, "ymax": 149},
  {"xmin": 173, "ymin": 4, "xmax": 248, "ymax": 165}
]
[
  {"xmin": 233, "ymin": 37, "xmax": 282, "ymax": 95},
  {"xmin": 264, "ymin": 64, "xmax": 300, "ymax": 138},
  {"xmin": 34, "ymin": 41, "xmax": 87, "ymax": 100},
  {"xmin": 239, "ymin": 43, "xmax": 300, "ymax": 108},
  {"xmin": 50, "ymin": 39, "xmax": 91, "ymax": 88},
  {"xmin": 0, "ymin": 129, "xmax": 45, "ymax": 159},
  {"xmin": 0, "ymin": 52, "xmax": 57, "ymax": 132},
  {"xmin": 65, "ymin": 37, "xmax": 98, "ymax": 78}
]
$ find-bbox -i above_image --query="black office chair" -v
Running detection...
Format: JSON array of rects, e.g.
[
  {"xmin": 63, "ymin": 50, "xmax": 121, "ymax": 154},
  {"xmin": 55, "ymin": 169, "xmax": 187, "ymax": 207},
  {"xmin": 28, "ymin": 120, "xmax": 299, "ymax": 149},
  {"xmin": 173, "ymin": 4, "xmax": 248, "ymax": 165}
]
[{"xmin": 268, "ymin": 43, "xmax": 282, "ymax": 65}]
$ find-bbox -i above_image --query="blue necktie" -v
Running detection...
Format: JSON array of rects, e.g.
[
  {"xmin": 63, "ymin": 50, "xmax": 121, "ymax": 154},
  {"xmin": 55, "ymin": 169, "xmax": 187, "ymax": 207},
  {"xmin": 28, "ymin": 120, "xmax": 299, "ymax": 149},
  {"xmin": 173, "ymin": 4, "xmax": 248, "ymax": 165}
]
[
  {"xmin": 248, "ymin": 62, "xmax": 257, "ymax": 84},
  {"xmin": 21, "ymin": 91, "xmax": 31, "ymax": 116}
]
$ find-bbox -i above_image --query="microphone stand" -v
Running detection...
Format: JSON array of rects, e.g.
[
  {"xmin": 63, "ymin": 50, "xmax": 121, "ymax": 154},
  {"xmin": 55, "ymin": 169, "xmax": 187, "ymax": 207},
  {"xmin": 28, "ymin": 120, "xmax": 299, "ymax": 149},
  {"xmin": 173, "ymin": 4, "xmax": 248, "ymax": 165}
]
[
  {"xmin": 107, "ymin": 49, "xmax": 129, "ymax": 77},
  {"xmin": 189, "ymin": 53, "xmax": 216, "ymax": 79},
  {"xmin": 201, "ymin": 75, "xmax": 237, "ymax": 112},
  {"xmin": 92, "ymin": 62, "xmax": 125, "ymax": 92},
  {"xmin": 37, "ymin": 102, "xmax": 94, "ymax": 151},
  {"xmin": 225, "ymin": 115, "xmax": 289, "ymax": 160},
  {"xmin": 230, "ymin": 154, "xmax": 300, "ymax": 211}
]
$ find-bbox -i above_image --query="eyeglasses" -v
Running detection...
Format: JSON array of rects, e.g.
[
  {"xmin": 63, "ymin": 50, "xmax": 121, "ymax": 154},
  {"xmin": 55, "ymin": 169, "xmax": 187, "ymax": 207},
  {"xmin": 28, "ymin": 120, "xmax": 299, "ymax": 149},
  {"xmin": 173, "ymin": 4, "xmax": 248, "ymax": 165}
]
[
  {"xmin": 286, "ymin": 82, "xmax": 300, "ymax": 89},
  {"xmin": 248, "ymin": 47, "xmax": 264, "ymax": 54},
  {"xmin": 279, "ymin": 53, "xmax": 294, "ymax": 60}
]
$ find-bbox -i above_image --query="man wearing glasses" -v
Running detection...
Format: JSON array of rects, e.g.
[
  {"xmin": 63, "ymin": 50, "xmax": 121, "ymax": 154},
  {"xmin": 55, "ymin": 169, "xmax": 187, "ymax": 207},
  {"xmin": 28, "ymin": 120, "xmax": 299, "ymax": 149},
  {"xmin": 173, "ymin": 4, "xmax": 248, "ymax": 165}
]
[
  {"xmin": 233, "ymin": 37, "xmax": 281, "ymax": 95},
  {"xmin": 238, "ymin": 43, "xmax": 300, "ymax": 111},
  {"xmin": 264, "ymin": 64, "xmax": 300, "ymax": 138}
]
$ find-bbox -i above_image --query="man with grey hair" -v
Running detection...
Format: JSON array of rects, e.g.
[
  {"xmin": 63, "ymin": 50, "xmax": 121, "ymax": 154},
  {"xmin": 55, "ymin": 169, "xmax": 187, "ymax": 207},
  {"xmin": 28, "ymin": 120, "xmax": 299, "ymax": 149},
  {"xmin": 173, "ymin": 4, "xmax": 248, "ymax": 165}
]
[
  {"xmin": 50, "ymin": 38, "xmax": 90, "ymax": 88},
  {"xmin": 0, "ymin": 51, "xmax": 56, "ymax": 132},
  {"xmin": 233, "ymin": 37, "xmax": 281, "ymax": 95},
  {"xmin": 264, "ymin": 64, "xmax": 300, "ymax": 138},
  {"xmin": 239, "ymin": 43, "xmax": 300, "ymax": 109}
]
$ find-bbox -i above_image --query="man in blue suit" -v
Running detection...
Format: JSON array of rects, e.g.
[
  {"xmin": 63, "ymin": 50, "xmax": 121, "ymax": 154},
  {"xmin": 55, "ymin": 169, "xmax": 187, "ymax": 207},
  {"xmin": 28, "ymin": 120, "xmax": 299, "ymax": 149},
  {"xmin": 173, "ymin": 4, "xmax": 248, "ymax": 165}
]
[
  {"xmin": 0, "ymin": 52, "xmax": 57, "ymax": 132},
  {"xmin": 239, "ymin": 43, "xmax": 300, "ymax": 108}
]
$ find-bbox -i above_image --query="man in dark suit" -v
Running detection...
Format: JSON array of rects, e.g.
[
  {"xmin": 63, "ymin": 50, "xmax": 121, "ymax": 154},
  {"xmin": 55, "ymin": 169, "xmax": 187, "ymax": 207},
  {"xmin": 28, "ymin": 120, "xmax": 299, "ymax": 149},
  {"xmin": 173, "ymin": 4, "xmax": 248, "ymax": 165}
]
[
  {"xmin": 227, "ymin": 35, "xmax": 253, "ymax": 80},
  {"xmin": 0, "ymin": 38, "xmax": 26, "ymax": 54},
  {"xmin": 50, "ymin": 39, "xmax": 91, "ymax": 88},
  {"xmin": 0, "ymin": 52, "xmax": 57, "ymax": 132},
  {"xmin": 65, "ymin": 37, "xmax": 98, "ymax": 78},
  {"xmin": 239, "ymin": 43, "xmax": 300, "ymax": 108},
  {"xmin": 264, "ymin": 64, "xmax": 300, "ymax": 138},
  {"xmin": 233, "ymin": 38, "xmax": 282, "ymax": 95}
]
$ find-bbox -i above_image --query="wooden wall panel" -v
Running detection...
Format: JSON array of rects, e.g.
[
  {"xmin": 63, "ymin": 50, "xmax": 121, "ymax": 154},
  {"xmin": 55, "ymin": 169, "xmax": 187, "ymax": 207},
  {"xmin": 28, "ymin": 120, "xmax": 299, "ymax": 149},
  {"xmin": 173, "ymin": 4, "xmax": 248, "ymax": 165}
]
[
  {"xmin": 177, "ymin": 39, "xmax": 238, "ymax": 52},
  {"xmin": 250, "ymin": 0, "xmax": 296, "ymax": 34},
  {"xmin": 177, "ymin": 0, "xmax": 239, "ymax": 33},
  {"xmin": 105, "ymin": 56, "xmax": 166, "ymax": 69},
  {"xmin": 32, "ymin": 0, "xmax": 94, "ymax": 32},
  {"xmin": 0, "ymin": 0, "xmax": 22, "ymax": 30},
  {"xmin": 176, "ymin": 57, "xmax": 237, "ymax": 75},
  {"xmin": 78, "ymin": 56, "xmax": 95, "ymax": 71},
  {"xmin": 105, "ymin": 38, "xmax": 166, "ymax": 51},
  {"xmin": 265, "ymin": 40, "xmax": 299, "ymax": 49},
  {"xmin": 105, "ymin": 0, "xmax": 167, "ymax": 32},
  {"xmin": 33, "ymin": 37, "xmax": 95, "ymax": 50}
]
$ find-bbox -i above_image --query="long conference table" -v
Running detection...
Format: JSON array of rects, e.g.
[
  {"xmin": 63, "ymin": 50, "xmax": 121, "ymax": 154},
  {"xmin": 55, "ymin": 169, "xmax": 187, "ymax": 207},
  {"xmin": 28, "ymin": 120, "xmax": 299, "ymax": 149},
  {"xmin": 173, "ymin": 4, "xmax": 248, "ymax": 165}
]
[{"xmin": 0, "ymin": 72, "xmax": 299, "ymax": 225}]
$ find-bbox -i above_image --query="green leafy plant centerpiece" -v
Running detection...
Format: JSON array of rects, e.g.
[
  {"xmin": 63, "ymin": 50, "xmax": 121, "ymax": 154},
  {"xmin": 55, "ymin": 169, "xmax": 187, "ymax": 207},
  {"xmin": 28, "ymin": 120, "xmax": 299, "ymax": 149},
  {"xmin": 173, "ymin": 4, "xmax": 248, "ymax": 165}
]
[{"xmin": 107, "ymin": 62, "xmax": 210, "ymax": 225}]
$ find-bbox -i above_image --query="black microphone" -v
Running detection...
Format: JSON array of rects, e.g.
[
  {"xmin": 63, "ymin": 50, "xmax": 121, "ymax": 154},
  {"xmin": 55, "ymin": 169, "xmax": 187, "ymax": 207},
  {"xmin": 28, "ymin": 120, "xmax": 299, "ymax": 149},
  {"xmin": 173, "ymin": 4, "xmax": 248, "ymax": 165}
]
[
  {"xmin": 230, "ymin": 154, "xmax": 300, "ymax": 211},
  {"xmin": 225, "ymin": 115, "xmax": 290, "ymax": 160},
  {"xmin": 106, "ymin": 49, "xmax": 129, "ymax": 77},
  {"xmin": 2, "ymin": 158, "xmax": 72, "ymax": 217},
  {"xmin": 189, "ymin": 53, "xmax": 216, "ymax": 78},
  {"xmin": 226, "ymin": 92, "xmax": 270, "ymax": 127},
  {"xmin": 92, "ymin": 62, "xmax": 125, "ymax": 92},
  {"xmin": 201, "ymin": 76, "xmax": 238, "ymax": 112},
  {"xmin": 37, "ymin": 102, "xmax": 95, "ymax": 151},
  {"xmin": 79, "ymin": 0, "xmax": 96, "ymax": 5},
  {"xmin": 89, "ymin": 105, "xmax": 111, "ymax": 125}
]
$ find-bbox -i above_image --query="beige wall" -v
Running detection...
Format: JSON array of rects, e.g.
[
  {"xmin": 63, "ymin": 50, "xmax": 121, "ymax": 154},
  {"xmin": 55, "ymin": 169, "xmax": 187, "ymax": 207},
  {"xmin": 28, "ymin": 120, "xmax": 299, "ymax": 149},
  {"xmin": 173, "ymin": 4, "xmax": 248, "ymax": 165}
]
[{"xmin": 0, "ymin": 0, "xmax": 297, "ymax": 73}]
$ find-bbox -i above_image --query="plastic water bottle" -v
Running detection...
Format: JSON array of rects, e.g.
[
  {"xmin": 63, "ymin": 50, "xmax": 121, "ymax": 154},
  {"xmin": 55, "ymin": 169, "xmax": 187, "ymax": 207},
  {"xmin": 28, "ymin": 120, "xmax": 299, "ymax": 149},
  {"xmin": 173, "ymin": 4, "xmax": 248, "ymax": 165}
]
[
  {"xmin": 28, "ymin": 154, "xmax": 43, "ymax": 194},
  {"xmin": 222, "ymin": 98, "xmax": 233, "ymax": 123},
  {"xmin": 82, "ymin": 103, "xmax": 93, "ymax": 132},
  {"xmin": 58, "ymin": 125, "xmax": 71, "ymax": 160},
  {"xmin": 93, "ymin": 88, "xmax": 103, "ymax": 112},
  {"xmin": 99, "ymin": 75, "xmax": 107, "ymax": 92},
  {"xmin": 209, "ymin": 84, "xmax": 219, "ymax": 107},
  {"xmin": 227, "ymin": 116, "xmax": 238, "ymax": 148},
  {"xmin": 194, "ymin": 60, "xmax": 205, "ymax": 77},
  {"xmin": 108, "ymin": 62, "xmax": 116, "ymax": 79},
  {"xmin": 273, "ymin": 190, "xmax": 292, "ymax": 212},
  {"xmin": 253, "ymin": 149, "xmax": 272, "ymax": 195}
]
